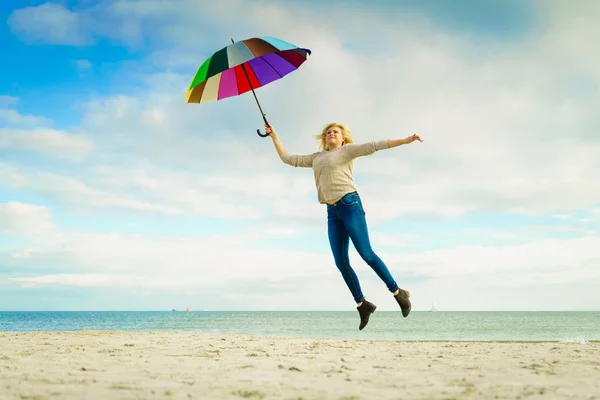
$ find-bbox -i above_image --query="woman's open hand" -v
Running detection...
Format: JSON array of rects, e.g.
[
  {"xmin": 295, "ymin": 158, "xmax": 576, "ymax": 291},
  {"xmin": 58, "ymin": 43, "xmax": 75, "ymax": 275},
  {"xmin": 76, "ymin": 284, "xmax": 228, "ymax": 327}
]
[{"xmin": 406, "ymin": 134, "xmax": 423, "ymax": 143}]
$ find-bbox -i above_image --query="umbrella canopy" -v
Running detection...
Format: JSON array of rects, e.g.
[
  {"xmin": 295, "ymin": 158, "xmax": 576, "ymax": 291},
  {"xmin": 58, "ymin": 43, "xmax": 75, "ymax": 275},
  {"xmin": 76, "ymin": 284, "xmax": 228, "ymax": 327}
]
[{"xmin": 185, "ymin": 36, "xmax": 311, "ymax": 104}]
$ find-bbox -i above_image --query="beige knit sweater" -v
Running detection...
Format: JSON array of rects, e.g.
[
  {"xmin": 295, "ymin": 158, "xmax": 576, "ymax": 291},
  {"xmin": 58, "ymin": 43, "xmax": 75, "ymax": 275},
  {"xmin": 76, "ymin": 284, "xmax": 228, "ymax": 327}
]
[{"xmin": 280, "ymin": 140, "xmax": 390, "ymax": 204}]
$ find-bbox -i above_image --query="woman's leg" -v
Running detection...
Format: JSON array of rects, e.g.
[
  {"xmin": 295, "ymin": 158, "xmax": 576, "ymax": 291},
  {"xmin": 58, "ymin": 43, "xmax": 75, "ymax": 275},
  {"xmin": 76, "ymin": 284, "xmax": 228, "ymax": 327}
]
[
  {"xmin": 338, "ymin": 193, "xmax": 412, "ymax": 317},
  {"xmin": 338, "ymin": 195, "xmax": 399, "ymax": 293},
  {"xmin": 327, "ymin": 204, "xmax": 364, "ymax": 304},
  {"xmin": 347, "ymin": 217, "xmax": 399, "ymax": 293}
]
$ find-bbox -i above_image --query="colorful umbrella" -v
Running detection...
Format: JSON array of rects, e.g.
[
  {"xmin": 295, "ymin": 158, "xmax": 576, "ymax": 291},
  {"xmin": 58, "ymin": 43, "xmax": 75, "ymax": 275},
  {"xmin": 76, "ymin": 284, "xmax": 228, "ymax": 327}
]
[{"xmin": 185, "ymin": 36, "xmax": 311, "ymax": 137}]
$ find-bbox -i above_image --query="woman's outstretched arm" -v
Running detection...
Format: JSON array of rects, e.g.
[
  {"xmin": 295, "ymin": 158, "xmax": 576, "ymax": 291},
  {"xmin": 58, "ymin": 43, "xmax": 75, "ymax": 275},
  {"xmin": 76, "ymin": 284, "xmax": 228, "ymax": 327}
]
[
  {"xmin": 266, "ymin": 124, "xmax": 316, "ymax": 168},
  {"xmin": 343, "ymin": 134, "xmax": 423, "ymax": 158},
  {"xmin": 388, "ymin": 134, "xmax": 423, "ymax": 148}
]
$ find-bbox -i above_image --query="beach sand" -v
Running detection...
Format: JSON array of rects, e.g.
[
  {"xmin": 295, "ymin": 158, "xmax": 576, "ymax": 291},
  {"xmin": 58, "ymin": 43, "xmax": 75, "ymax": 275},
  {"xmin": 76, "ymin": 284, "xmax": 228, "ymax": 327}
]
[{"xmin": 1, "ymin": 331, "xmax": 598, "ymax": 399}]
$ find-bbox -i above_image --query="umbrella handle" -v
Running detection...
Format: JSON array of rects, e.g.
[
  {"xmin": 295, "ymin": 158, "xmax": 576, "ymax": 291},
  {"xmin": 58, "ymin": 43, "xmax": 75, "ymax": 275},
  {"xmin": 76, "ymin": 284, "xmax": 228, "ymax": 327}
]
[
  {"xmin": 256, "ymin": 114, "xmax": 270, "ymax": 138},
  {"xmin": 256, "ymin": 129, "xmax": 269, "ymax": 137}
]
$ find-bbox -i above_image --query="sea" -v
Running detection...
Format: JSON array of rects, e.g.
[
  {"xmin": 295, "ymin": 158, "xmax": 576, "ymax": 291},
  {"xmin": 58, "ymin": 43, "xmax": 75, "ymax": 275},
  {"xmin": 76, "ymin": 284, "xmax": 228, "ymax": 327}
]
[{"xmin": 1, "ymin": 311, "xmax": 599, "ymax": 342}]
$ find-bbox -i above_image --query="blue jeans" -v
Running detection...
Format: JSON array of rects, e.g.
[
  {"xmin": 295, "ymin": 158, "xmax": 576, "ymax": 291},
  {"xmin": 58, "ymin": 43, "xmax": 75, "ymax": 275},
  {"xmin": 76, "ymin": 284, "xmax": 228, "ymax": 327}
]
[{"xmin": 326, "ymin": 191, "xmax": 400, "ymax": 303}]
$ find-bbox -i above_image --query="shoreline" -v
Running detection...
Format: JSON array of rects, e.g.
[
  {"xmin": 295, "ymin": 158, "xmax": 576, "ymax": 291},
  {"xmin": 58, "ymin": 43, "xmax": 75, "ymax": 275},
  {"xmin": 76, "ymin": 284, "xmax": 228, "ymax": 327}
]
[
  {"xmin": 1, "ymin": 329, "xmax": 597, "ymax": 343},
  {"xmin": 2, "ymin": 331, "xmax": 599, "ymax": 399},
  {"xmin": 3, "ymin": 309, "xmax": 599, "ymax": 312}
]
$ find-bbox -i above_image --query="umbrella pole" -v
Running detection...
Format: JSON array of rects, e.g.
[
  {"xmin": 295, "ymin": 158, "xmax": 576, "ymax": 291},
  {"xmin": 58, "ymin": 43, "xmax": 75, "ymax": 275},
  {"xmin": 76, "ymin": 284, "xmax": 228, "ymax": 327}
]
[{"xmin": 231, "ymin": 38, "xmax": 270, "ymax": 138}]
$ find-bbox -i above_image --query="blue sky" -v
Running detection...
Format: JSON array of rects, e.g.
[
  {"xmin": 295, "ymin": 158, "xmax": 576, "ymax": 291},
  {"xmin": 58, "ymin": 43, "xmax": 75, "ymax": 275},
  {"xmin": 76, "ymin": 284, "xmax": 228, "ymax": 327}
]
[{"xmin": 1, "ymin": 0, "xmax": 599, "ymax": 312}]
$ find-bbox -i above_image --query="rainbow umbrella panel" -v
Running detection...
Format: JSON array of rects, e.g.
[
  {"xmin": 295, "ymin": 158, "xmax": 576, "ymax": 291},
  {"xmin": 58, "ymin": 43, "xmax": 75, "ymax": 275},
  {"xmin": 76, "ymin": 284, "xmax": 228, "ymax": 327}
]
[{"xmin": 185, "ymin": 36, "xmax": 311, "ymax": 137}]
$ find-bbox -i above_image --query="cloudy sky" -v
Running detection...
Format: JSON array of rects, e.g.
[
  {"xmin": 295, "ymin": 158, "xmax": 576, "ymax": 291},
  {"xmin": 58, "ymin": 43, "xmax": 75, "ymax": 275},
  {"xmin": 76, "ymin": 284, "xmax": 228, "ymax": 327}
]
[{"xmin": 1, "ymin": 0, "xmax": 598, "ymax": 312}]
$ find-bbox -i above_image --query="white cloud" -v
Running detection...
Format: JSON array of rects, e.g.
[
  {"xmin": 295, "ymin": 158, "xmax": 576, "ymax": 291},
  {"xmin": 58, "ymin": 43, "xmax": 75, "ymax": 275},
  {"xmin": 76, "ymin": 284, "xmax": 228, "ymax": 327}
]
[
  {"xmin": 0, "ymin": 201, "xmax": 56, "ymax": 236},
  {"xmin": 7, "ymin": 3, "xmax": 89, "ymax": 46},
  {"xmin": 0, "ymin": 166, "xmax": 185, "ymax": 216},
  {"xmin": 0, "ymin": 109, "xmax": 52, "ymax": 128},
  {"xmin": 7, "ymin": 0, "xmax": 250, "ymax": 50},
  {"xmin": 0, "ymin": 128, "xmax": 92, "ymax": 160},
  {"xmin": 389, "ymin": 236, "xmax": 600, "ymax": 280},
  {"xmin": 40, "ymin": 0, "xmax": 594, "ymax": 222},
  {"xmin": 2, "ymin": 202, "xmax": 336, "ymax": 291},
  {"xmin": 369, "ymin": 232, "xmax": 415, "ymax": 248},
  {"xmin": 4, "ymin": 202, "xmax": 599, "ymax": 310},
  {"xmin": 75, "ymin": 59, "xmax": 92, "ymax": 69},
  {"xmin": 0, "ymin": 96, "xmax": 19, "ymax": 107}
]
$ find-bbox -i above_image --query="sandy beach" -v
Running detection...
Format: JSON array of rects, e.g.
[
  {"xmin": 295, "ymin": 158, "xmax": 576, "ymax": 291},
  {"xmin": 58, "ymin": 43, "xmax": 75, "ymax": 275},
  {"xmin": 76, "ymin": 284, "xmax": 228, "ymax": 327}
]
[{"xmin": 1, "ymin": 331, "xmax": 598, "ymax": 400}]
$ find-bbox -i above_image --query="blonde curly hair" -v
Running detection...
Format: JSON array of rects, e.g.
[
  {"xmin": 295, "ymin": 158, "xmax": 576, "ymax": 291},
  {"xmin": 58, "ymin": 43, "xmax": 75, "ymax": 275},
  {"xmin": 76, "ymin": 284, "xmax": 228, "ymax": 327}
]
[{"xmin": 315, "ymin": 122, "xmax": 354, "ymax": 151}]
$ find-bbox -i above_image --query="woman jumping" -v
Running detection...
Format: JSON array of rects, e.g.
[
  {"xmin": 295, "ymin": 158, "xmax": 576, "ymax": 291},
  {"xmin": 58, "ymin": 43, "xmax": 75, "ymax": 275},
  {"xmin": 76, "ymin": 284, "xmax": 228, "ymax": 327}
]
[{"xmin": 266, "ymin": 122, "xmax": 423, "ymax": 330}]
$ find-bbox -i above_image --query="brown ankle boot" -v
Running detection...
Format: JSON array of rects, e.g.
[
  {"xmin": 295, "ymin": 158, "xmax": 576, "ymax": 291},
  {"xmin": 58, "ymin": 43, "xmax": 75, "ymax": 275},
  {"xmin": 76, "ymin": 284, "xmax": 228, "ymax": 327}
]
[
  {"xmin": 357, "ymin": 299, "xmax": 376, "ymax": 330},
  {"xmin": 394, "ymin": 289, "xmax": 411, "ymax": 317}
]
